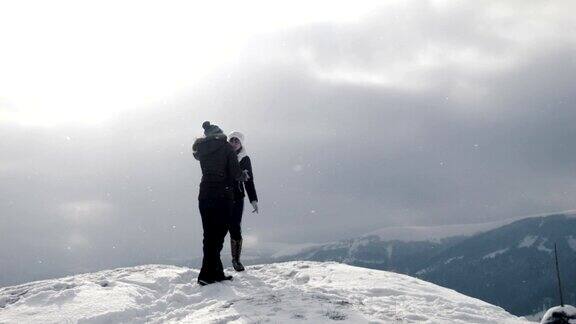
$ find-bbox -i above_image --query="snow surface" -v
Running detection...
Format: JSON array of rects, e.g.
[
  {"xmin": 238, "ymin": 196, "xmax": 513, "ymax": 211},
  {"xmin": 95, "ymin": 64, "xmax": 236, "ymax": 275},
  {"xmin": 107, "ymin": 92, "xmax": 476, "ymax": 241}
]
[
  {"xmin": 518, "ymin": 235, "xmax": 538, "ymax": 248},
  {"xmin": 482, "ymin": 248, "xmax": 509, "ymax": 259},
  {"xmin": 541, "ymin": 305, "xmax": 576, "ymax": 324},
  {"xmin": 536, "ymin": 238, "xmax": 553, "ymax": 254},
  {"xmin": 0, "ymin": 261, "xmax": 529, "ymax": 323},
  {"xmin": 567, "ymin": 236, "xmax": 576, "ymax": 252},
  {"xmin": 444, "ymin": 256, "xmax": 464, "ymax": 265}
]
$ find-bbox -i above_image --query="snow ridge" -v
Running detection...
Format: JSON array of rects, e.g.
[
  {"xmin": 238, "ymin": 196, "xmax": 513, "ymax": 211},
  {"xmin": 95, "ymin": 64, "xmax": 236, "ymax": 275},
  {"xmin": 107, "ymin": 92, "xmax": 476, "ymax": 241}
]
[
  {"xmin": 366, "ymin": 210, "xmax": 576, "ymax": 243},
  {"xmin": 0, "ymin": 261, "xmax": 528, "ymax": 323},
  {"xmin": 482, "ymin": 248, "xmax": 509, "ymax": 259}
]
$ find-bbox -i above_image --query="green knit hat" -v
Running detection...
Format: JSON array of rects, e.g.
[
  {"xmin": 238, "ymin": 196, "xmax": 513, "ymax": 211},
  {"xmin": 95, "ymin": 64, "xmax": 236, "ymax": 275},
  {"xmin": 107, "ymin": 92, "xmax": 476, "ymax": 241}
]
[{"xmin": 202, "ymin": 121, "xmax": 223, "ymax": 136}]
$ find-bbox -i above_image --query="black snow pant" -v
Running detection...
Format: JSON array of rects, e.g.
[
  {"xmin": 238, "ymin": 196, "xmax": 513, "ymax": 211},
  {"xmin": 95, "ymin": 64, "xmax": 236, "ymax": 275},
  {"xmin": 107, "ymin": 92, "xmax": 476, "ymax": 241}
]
[
  {"xmin": 229, "ymin": 199, "xmax": 244, "ymax": 241},
  {"xmin": 198, "ymin": 198, "xmax": 233, "ymax": 281}
]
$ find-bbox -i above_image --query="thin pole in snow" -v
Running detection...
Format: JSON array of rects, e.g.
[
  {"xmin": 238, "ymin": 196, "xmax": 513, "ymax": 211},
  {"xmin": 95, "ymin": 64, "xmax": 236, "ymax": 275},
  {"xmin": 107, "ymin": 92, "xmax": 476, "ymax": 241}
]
[{"xmin": 554, "ymin": 242, "xmax": 564, "ymax": 307}]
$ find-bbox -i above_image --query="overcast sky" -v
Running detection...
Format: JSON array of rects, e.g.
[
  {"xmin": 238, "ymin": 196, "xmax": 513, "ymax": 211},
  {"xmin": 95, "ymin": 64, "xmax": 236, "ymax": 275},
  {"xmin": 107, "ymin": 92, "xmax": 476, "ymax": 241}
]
[{"xmin": 1, "ymin": 0, "xmax": 575, "ymax": 286}]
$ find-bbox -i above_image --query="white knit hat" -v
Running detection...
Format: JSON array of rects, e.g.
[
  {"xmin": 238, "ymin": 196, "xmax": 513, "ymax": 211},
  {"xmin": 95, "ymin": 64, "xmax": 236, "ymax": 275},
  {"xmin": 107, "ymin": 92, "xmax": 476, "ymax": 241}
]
[
  {"xmin": 228, "ymin": 131, "xmax": 247, "ymax": 161},
  {"xmin": 228, "ymin": 131, "xmax": 245, "ymax": 146}
]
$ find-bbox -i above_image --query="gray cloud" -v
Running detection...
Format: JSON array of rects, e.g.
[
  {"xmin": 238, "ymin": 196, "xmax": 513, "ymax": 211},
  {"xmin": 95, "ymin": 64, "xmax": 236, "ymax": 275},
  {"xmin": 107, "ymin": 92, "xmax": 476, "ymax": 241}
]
[{"xmin": 2, "ymin": 0, "xmax": 576, "ymax": 286}]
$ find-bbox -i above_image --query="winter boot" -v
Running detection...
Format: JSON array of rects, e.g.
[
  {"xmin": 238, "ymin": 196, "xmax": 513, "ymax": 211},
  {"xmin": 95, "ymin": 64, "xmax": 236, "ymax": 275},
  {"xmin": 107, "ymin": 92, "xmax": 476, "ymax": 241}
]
[
  {"xmin": 198, "ymin": 278, "xmax": 216, "ymax": 286},
  {"xmin": 216, "ymin": 274, "xmax": 233, "ymax": 282},
  {"xmin": 231, "ymin": 238, "xmax": 245, "ymax": 272},
  {"xmin": 214, "ymin": 259, "xmax": 233, "ymax": 282},
  {"xmin": 198, "ymin": 258, "xmax": 232, "ymax": 286},
  {"xmin": 198, "ymin": 275, "xmax": 232, "ymax": 286}
]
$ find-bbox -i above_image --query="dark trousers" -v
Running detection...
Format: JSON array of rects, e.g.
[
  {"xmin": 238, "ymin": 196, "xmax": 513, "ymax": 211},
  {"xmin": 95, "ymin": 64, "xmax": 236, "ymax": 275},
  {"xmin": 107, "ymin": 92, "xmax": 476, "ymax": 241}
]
[
  {"xmin": 229, "ymin": 199, "xmax": 244, "ymax": 241},
  {"xmin": 198, "ymin": 198, "xmax": 233, "ymax": 280}
]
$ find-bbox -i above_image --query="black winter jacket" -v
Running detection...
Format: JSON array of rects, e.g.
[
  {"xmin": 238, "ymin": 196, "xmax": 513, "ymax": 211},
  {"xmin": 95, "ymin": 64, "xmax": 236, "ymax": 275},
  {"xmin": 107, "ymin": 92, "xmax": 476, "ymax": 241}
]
[
  {"xmin": 193, "ymin": 134, "xmax": 246, "ymax": 200},
  {"xmin": 233, "ymin": 156, "xmax": 258, "ymax": 202}
]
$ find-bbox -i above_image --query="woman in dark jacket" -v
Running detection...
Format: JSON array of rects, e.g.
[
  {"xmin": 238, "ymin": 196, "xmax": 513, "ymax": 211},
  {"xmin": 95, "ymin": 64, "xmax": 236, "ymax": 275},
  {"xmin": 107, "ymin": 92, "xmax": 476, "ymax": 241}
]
[
  {"xmin": 192, "ymin": 121, "xmax": 247, "ymax": 286},
  {"xmin": 227, "ymin": 131, "xmax": 258, "ymax": 272}
]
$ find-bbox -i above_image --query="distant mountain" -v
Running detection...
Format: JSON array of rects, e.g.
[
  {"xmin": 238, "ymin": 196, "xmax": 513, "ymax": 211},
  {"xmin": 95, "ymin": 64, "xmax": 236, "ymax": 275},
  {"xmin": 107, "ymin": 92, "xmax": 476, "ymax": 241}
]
[
  {"xmin": 417, "ymin": 214, "xmax": 576, "ymax": 316},
  {"xmin": 272, "ymin": 235, "xmax": 466, "ymax": 274},
  {"xmin": 270, "ymin": 213, "xmax": 576, "ymax": 317}
]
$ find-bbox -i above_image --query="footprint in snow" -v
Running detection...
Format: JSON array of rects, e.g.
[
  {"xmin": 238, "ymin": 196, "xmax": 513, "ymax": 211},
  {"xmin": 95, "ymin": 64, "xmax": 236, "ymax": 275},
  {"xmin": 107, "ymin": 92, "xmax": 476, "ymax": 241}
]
[
  {"xmin": 293, "ymin": 274, "xmax": 310, "ymax": 284},
  {"xmin": 285, "ymin": 270, "xmax": 298, "ymax": 278},
  {"xmin": 97, "ymin": 280, "xmax": 114, "ymax": 288}
]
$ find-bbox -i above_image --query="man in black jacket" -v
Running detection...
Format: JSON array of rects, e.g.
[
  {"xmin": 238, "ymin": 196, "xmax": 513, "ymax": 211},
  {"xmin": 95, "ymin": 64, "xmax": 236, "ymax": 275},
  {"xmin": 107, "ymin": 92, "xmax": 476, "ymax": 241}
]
[{"xmin": 193, "ymin": 121, "xmax": 247, "ymax": 286}]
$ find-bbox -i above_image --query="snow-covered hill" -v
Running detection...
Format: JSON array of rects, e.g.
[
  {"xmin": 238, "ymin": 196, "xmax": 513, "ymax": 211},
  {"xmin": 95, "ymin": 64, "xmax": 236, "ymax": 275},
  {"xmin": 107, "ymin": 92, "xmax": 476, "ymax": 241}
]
[
  {"xmin": 0, "ymin": 261, "xmax": 528, "ymax": 323},
  {"xmin": 266, "ymin": 213, "xmax": 576, "ymax": 318}
]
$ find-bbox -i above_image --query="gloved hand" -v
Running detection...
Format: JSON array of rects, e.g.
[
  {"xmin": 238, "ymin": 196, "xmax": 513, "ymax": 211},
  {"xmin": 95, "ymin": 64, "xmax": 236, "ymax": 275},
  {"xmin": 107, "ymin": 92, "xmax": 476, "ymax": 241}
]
[{"xmin": 251, "ymin": 201, "xmax": 259, "ymax": 213}]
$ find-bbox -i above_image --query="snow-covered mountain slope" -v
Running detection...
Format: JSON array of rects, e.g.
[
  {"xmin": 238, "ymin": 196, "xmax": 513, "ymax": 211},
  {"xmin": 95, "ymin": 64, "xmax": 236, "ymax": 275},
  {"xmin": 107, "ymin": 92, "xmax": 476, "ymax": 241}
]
[
  {"xmin": 0, "ymin": 261, "xmax": 528, "ymax": 323},
  {"xmin": 266, "ymin": 214, "xmax": 550, "ymax": 263},
  {"xmin": 356, "ymin": 209, "xmax": 576, "ymax": 243},
  {"xmin": 364, "ymin": 219, "xmax": 517, "ymax": 243},
  {"xmin": 266, "ymin": 214, "xmax": 576, "ymax": 318}
]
